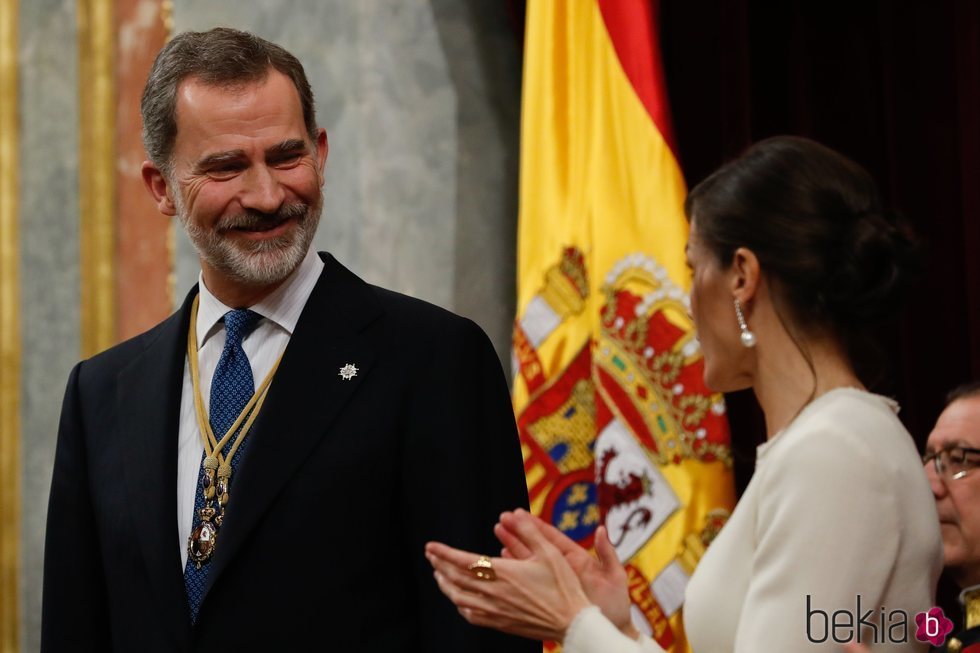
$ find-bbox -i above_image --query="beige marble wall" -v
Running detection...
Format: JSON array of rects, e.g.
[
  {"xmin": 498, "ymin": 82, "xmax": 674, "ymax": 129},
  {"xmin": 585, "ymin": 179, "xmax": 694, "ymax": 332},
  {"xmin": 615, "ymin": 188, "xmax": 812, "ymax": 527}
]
[
  {"xmin": 432, "ymin": 0, "xmax": 522, "ymax": 364},
  {"xmin": 18, "ymin": 0, "xmax": 80, "ymax": 650}
]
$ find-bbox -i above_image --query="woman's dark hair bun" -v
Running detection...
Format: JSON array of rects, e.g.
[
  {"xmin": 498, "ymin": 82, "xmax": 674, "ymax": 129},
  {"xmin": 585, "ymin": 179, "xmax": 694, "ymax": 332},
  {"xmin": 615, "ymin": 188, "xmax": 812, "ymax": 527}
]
[
  {"xmin": 686, "ymin": 135, "xmax": 922, "ymax": 333},
  {"xmin": 819, "ymin": 208, "xmax": 922, "ymax": 326}
]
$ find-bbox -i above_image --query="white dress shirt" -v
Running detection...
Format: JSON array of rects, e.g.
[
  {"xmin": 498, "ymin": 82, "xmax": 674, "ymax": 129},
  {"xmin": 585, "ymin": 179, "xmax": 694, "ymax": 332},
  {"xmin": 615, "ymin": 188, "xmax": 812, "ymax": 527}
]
[{"xmin": 176, "ymin": 248, "xmax": 324, "ymax": 568}]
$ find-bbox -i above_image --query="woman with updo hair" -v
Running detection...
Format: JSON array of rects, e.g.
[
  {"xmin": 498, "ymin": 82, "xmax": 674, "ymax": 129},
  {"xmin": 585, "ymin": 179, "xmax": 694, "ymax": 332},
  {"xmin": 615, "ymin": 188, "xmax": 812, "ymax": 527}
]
[{"xmin": 425, "ymin": 136, "xmax": 943, "ymax": 652}]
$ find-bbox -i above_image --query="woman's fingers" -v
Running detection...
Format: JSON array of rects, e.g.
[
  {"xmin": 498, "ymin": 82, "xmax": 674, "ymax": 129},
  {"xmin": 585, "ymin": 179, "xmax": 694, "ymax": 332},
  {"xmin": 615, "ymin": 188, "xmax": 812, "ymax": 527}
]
[
  {"xmin": 502, "ymin": 510, "xmax": 586, "ymax": 562},
  {"xmin": 430, "ymin": 556, "xmax": 555, "ymax": 640},
  {"xmin": 437, "ymin": 570, "xmax": 571, "ymax": 642},
  {"xmin": 529, "ymin": 513, "xmax": 582, "ymax": 554},
  {"xmin": 499, "ymin": 509, "xmax": 559, "ymax": 556},
  {"xmin": 427, "ymin": 550, "xmax": 503, "ymax": 597},
  {"xmin": 433, "ymin": 570, "xmax": 495, "ymax": 613},
  {"xmin": 425, "ymin": 541, "xmax": 482, "ymax": 568},
  {"xmin": 426, "ymin": 536, "xmax": 589, "ymax": 644},
  {"xmin": 494, "ymin": 521, "xmax": 533, "ymax": 559},
  {"xmin": 425, "ymin": 541, "xmax": 509, "ymax": 592},
  {"xmin": 594, "ymin": 525, "xmax": 621, "ymax": 569}
]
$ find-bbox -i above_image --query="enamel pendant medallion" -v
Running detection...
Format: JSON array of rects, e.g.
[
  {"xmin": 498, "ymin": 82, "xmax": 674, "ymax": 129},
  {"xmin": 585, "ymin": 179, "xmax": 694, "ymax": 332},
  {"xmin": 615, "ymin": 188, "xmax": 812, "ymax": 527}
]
[{"xmin": 188, "ymin": 506, "xmax": 218, "ymax": 568}]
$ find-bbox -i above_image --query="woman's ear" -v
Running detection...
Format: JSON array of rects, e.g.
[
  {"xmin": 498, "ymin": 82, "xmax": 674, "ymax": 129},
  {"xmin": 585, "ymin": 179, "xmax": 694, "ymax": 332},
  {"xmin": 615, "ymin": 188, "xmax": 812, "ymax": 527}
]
[{"xmin": 731, "ymin": 247, "xmax": 760, "ymax": 303}]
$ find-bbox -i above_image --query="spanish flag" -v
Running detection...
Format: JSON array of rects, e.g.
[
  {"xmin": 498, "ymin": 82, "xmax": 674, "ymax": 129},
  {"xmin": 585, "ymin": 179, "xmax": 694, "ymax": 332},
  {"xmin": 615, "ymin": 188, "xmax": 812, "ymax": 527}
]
[{"xmin": 512, "ymin": 2, "xmax": 735, "ymax": 650}]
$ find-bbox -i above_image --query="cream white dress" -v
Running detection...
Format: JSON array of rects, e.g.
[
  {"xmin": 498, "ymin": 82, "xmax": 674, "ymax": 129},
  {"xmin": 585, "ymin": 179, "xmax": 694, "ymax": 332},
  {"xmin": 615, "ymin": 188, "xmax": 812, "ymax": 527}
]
[{"xmin": 564, "ymin": 389, "xmax": 943, "ymax": 653}]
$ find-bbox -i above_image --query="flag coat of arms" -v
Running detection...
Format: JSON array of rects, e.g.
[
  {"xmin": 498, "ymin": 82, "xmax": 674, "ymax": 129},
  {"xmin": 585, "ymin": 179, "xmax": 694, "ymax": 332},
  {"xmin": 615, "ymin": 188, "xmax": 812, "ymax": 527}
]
[{"xmin": 513, "ymin": 2, "xmax": 735, "ymax": 650}]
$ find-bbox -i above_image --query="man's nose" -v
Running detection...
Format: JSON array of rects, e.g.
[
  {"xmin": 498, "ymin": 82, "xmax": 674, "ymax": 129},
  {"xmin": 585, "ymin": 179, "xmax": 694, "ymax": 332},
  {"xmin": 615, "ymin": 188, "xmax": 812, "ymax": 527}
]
[
  {"xmin": 926, "ymin": 463, "xmax": 948, "ymax": 499},
  {"xmin": 240, "ymin": 165, "xmax": 285, "ymax": 213}
]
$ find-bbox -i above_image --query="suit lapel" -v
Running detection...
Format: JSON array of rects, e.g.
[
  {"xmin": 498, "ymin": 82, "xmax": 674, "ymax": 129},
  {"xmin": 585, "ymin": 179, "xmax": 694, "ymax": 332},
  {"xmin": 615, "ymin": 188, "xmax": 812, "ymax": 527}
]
[
  {"xmin": 203, "ymin": 254, "xmax": 382, "ymax": 596},
  {"xmin": 119, "ymin": 287, "xmax": 197, "ymax": 648}
]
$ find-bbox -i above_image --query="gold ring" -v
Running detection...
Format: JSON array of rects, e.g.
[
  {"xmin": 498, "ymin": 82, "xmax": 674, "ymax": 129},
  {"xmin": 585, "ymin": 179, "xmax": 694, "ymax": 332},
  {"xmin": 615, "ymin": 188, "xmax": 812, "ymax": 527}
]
[{"xmin": 467, "ymin": 555, "xmax": 496, "ymax": 581}]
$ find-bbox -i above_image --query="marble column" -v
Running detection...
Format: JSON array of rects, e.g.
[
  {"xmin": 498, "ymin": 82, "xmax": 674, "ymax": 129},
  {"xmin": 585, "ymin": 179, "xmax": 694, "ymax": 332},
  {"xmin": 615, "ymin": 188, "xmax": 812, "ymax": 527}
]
[{"xmin": 18, "ymin": 1, "xmax": 80, "ymax": 650}]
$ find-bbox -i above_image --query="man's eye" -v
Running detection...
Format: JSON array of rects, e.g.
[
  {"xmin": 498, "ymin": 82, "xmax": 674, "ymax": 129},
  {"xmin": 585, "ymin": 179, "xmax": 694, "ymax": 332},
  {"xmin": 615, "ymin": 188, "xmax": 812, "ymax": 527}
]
[
  {"xmin": 272, "ymin": 153, "xmax": 302, "ymax": 166},
  {"xmin": 207, "ymin": 165, "xmax": 242, "ymax": 177}
]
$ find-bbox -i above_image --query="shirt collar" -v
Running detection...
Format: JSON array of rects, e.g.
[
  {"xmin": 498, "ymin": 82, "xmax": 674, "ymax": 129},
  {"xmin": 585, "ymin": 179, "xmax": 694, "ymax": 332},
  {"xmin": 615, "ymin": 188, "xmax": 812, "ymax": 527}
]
[{"xmin": 196, "ymin": 248, "xmax": 324, "ymax": 348}]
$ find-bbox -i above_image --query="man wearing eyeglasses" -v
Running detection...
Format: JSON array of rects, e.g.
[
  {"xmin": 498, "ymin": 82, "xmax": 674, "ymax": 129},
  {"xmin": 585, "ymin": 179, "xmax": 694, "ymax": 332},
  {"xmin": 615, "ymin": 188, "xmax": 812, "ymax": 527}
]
[
  {"xmin": 850, "ymin": 383, "xmax": 980, "ymax": 653},
  {"xmin": 922, "ymin": 382, "xmax": 980, "ymax": 653}
]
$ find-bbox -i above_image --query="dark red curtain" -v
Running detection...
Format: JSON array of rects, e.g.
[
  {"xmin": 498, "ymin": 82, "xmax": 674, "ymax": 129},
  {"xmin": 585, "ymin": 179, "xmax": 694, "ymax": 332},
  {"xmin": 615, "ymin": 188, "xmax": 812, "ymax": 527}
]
[
  {"xmin": 657, "ymin": 0, "xmax": 980, "ymax": 619},
  {"xmin": 659, "ymin": 0, "xmax": 980, "ymax": 467}
]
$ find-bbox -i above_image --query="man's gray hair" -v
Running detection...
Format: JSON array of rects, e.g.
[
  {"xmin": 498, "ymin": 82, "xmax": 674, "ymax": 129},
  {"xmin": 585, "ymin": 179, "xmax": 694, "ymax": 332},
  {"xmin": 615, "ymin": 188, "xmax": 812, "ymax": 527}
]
[
  {"xmin": 140, "ymin": 27, "xmax": 317, "ymax": 173},
  {"xmin": 947, "ymin": 381, "xmax": 980, "ymax": 406}
]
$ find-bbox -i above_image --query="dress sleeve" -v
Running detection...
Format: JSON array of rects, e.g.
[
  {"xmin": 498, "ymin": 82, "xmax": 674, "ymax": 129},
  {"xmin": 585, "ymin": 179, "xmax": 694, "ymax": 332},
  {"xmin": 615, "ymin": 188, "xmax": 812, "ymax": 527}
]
[
  {"xmin": 732, "ymin": 425, "xmax": 900, "ymax": 652},
  {"xmin": 564, "ymin": 607, "xmax": 666, "ymax": 653}
]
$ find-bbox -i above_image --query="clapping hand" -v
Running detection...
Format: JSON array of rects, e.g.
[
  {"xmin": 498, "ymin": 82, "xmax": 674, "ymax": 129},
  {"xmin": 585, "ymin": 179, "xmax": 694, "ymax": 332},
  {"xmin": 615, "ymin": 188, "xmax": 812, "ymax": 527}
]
[
  {"xmin": 425, "ymin": 510, "xmax": 592, "ymax": 642},
  {"xmin": 495, "ymin": 509, "xmax": 637, "ymax": 638}
]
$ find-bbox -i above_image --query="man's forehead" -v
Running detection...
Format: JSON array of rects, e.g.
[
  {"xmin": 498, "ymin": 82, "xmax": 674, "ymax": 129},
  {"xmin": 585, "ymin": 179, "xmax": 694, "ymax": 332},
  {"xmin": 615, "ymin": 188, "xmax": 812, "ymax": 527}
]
[
  {"xmin": 170, "ymin": 70, "xmax": 307, "ymax": 154},
  {"xmin": 175, "ymin": 74, "xmax": 273, "ymax": 116},
  {"xmin": 927, "ymin": 396, "xmax": 980, "ymax": 448}
]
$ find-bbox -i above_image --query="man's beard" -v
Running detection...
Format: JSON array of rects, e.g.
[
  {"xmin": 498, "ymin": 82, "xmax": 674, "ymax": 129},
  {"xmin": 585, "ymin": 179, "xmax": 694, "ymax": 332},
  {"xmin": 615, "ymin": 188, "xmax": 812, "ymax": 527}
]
[{"xmin": 176, "ymin": 194, "xmax": 321, "ymax": 288}]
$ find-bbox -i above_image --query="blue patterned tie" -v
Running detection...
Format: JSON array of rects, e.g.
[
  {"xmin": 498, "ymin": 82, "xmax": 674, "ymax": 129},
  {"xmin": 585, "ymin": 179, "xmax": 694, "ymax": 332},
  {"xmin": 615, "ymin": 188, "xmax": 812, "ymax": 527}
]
[{"xmin": 184, "ymin": 309, "xmax": 261, "ymax": 623}]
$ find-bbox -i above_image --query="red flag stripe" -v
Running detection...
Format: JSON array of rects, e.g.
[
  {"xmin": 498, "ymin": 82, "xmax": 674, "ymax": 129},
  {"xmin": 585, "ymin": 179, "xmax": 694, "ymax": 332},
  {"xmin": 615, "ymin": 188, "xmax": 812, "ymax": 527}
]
[{"xmin": 596, "ymin": 0, "xmax": 678, "ymax": 156}]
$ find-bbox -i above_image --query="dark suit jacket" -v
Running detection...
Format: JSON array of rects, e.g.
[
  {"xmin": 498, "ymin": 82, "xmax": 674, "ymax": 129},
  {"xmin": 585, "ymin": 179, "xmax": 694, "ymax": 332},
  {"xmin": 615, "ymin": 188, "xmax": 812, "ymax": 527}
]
[{"xmin": 42, "ymin": 253, "xmax": 536, "ymax": 653}]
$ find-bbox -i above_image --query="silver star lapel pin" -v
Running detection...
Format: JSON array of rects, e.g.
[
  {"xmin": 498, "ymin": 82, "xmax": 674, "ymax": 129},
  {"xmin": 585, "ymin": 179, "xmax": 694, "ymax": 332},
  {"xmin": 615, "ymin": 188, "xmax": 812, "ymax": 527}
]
[{"xmin": 339, "ymin": 363, "xmax": 358, "ymax": 381}]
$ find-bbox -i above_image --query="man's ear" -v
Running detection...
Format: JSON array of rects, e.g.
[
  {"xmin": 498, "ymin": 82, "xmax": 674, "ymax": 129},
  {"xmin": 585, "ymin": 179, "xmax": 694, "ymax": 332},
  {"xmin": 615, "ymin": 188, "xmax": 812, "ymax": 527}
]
[
  {"xmin": 141, "ymin": 161, "xmax": 177, "ymax": 216},
  {"xmin": 314, "ymin": 128, "xmax": 328, "ymax": 185},
  {"xmin": 731, "ymin": 247, "xmax": 760, "ymax": 303}
]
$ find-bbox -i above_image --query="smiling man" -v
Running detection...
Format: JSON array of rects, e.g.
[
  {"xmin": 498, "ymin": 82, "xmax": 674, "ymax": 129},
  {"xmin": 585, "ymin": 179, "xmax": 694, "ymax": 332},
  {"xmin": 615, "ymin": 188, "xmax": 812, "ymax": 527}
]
[{"xmin": 41, "ymin": 28, "xmax": 533, "ymax": 653}]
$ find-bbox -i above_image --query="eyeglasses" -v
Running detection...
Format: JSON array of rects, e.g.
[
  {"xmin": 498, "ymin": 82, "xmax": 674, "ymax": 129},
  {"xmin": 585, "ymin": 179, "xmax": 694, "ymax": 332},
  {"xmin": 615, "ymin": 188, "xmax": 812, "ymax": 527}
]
[{"xmin": 922, "ymin": 446, "xmax": 980, "ymax": 481}]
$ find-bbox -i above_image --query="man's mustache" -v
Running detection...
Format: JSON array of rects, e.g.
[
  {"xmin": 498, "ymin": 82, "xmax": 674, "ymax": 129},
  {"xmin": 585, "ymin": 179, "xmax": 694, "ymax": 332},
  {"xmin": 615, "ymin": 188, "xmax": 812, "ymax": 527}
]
[{"xmin": 217, "ymin": 202, "xmax": 309, "ymax": 231}]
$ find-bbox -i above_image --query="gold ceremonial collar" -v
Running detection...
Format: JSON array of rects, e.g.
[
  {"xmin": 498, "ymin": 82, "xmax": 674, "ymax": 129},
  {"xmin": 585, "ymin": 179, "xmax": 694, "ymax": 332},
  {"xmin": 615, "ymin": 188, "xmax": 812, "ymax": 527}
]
[{"xmin": 961, "ymin": 584, "xmax": 980, "ymax": 630}]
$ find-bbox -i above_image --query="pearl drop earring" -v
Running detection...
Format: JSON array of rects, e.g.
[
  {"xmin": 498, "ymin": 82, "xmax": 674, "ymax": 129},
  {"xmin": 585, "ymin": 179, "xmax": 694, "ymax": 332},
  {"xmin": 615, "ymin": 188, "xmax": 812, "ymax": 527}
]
[{"xmin": 734, "ymin": 298, "xmax": 757, "ymax": 348}]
